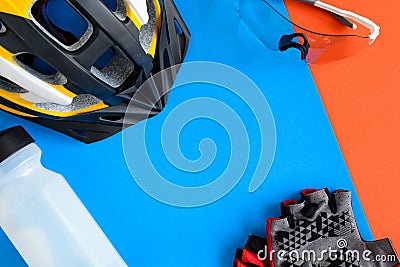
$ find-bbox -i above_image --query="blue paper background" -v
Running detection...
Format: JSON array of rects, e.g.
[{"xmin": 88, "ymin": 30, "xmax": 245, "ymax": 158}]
[{"xmin": 0, "ymin": 0, "xmax": 373, "ymax": 266}]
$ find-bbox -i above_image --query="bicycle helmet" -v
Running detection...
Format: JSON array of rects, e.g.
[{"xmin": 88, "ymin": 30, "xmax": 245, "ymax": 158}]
[{"xmin": 0, "ymin": 0, "xmax": 190, "ymax": 143}]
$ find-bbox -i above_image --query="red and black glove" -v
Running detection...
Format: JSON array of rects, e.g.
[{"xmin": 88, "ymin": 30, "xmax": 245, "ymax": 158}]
[
  {"xmin": 234, "ymin": 189, "xmax": 399, "ymax": 267},
  {"xmin": 234, "ymin": 235, "xmax": 267, "ymax": 267}
]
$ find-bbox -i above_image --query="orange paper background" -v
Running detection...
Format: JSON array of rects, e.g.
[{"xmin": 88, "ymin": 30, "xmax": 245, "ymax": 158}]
[{"xmin": 287, "ymin": 0, "xmax": 400, "ymax": 249}]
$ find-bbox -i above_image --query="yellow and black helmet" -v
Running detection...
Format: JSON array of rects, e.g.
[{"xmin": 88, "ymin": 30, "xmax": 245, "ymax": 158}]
[{"xmin": 0, "ymin": 0, "xmax": 189, "ymax": 143}]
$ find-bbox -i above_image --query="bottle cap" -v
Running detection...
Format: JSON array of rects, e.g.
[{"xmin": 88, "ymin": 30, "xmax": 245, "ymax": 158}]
[{"xmin": 0, "ymin": 126, "xmax": 35, "ymax": 164}]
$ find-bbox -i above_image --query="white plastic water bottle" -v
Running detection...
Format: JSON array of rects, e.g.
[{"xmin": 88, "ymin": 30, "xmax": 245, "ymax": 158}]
[{"xmin": 0, "ymin": 126, "xmax": 128, "ymax": 267}]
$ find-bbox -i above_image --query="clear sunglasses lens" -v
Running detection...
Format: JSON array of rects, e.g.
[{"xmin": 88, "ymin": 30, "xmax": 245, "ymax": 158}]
[
  {"xmin": 304, "ymin": 32, "xmax": 370, "ymax": 64},
  {"xmin": 239, "ymin": 0, "xmax": 294, "ymax": 51},
  {"xmin": 238, "ymin": 0, "xmax": 371, "ymax": 64}
]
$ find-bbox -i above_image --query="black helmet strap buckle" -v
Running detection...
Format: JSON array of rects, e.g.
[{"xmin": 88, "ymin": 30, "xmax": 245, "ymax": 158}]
[{"xmin": 279, "ymin": 33, "xmax": 310, "ymax": 60}]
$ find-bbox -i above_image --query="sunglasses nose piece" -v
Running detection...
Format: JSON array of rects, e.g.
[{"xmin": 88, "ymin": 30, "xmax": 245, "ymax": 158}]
[{"xmin": 279, "ymin": 33, "xmax": 310, "ymax": 60}]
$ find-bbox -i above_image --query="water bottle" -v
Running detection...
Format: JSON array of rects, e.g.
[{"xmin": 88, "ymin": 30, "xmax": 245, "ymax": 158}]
[{"xmin": 0, "ymin": 126, "xmax": 128, "ymax": 267}]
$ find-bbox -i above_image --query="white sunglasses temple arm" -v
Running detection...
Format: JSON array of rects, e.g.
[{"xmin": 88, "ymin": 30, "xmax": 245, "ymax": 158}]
[
  {"xmin": 328, "ymin": 11, "xmax": 356, "ymax": 29},
  {"xmin": 314, "ymin": 0, "xmax": 381, "ymax": 43},
  {"xmin": 296, "ymin": 0, "xmax": 356, "ymax": 29}
]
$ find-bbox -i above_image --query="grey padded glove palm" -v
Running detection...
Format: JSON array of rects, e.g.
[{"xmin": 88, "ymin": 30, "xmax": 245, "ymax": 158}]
[{"xmin": 234, "ymin": 189, "xmax": 399, "ymax": 267}]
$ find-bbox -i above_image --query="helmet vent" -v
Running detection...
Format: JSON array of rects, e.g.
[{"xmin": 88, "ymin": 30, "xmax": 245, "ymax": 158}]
[
  {"xmin": 163, "ymin": 49, "xmax": 171, "ymax": 69},
  {"xmin": 14, "ymin": 53, "xmax": 67, "ymax": 85},
  {"xmin": 0, "ymin": 21, "xmax": 6, "ymax": 33},
  {"xmin": 172, "ymin": 18, "xmax": 187, "ymax": 56},
  {"xmin": 101, "ymin": 0, "xmax": 127, "ymax": 21},
  {"xmin": 0, "ymin": 77, "xmax": 28, "ymax": 94},
  {"xmin": 100, "ymin": 115, "xmax": 123, "ymax": 122},
  {"xmin": 174, "ymin": 19, "xmax": 183, "ymax": 35},
  {"xmin": 91, "ymin": 47, "xmax": 135, "ymax": 88},
  {"xmin": 30, "ymin": 0, "xmax": 93, "ymax": 51}
]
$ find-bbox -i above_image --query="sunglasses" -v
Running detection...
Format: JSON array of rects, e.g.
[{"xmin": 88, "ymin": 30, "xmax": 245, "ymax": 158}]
[{"xmin": 238, "ymin": 0, "xmax": 380, "ymax": 64}]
